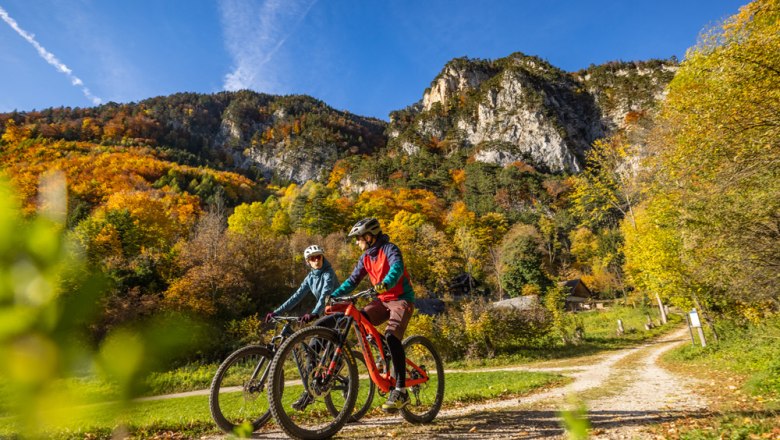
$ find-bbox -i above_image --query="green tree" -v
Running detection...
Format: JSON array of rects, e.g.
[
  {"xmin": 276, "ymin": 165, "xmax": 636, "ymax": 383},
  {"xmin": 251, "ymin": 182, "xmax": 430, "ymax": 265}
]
[{"xmin": 499, "ymin": 224, "xmax": 550, "ymax": 297}]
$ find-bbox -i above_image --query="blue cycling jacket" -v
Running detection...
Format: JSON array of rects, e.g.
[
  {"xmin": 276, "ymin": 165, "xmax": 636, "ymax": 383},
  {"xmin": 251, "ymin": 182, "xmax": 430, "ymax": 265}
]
[{"xmin": 274, "ymin": 257, "xmax": 339, "ymax": 316}]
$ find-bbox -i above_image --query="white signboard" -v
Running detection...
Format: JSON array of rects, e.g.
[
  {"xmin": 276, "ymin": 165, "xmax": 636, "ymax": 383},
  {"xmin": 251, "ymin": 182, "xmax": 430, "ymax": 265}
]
[{"xmin": 689, "ymin": 309, "xmax": 701, "ymax": 328}]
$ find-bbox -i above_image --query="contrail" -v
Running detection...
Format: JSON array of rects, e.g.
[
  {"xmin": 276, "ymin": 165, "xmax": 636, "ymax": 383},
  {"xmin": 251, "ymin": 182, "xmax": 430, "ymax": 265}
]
[{"xmin": 0, "ymin": 5, "xmax": 102, "ymax": 106}]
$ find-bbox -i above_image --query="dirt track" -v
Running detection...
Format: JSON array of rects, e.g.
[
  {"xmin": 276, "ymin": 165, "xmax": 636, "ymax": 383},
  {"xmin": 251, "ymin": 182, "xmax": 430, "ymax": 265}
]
[{"xmin": 229, "ymin": 326, "xmax": 708, "ymax": 439}]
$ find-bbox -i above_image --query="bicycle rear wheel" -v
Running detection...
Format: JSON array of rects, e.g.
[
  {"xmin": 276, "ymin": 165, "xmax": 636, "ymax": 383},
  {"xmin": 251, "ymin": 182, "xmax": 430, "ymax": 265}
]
[
  {"xmin": 209, "ymin": 345, "xmax": 273, "ymax": 433},
  {"xmin": 325, "ymin": 349, "xmax": 376, "ymax": 422},
  {"xmin": 268, "ymin": 326, "xmax": 358, "ymax": 440},
  {"xmin": 400, "ymin": 335, "xmax": 445, "ymax": 423}
]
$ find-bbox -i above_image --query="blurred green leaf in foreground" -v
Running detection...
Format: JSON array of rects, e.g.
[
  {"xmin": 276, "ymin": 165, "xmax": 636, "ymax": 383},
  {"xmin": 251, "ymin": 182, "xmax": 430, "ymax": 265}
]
[{"xmin": 0, "ymin": 172, "xmax": 200, "ymax": 438}]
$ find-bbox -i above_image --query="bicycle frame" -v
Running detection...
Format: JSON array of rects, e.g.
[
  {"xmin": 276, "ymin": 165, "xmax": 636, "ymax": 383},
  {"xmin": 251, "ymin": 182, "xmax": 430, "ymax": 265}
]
[
  {"xmin": 326, "ymin": 291, "xmax": 429, "ymax": 394},
  {"xmin": 249, "ymin": 317, "xmax": 299, "ymax": 391}
]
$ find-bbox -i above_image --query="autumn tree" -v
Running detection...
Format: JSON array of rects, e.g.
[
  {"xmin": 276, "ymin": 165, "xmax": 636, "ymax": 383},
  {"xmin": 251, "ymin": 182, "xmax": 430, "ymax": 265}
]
[
  {"xmin": 164, "ymin": 207, "xmax": 251, "ymax": 317},
  {"xmin": 386, "ymin": 211, "xmax": 459, "ymax": 296},
  {"xmin": 638, "ymin": 0, "xmax": 780, "ymax": 316},
  {"xmin": 570, "ymin": 136, "xmax": 643, "ymax": 230}
]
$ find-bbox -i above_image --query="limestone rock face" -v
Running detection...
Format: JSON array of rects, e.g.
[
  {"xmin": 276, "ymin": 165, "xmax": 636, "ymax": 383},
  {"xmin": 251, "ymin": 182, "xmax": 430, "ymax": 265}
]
[
  {"xmin": 423, "ymin": 64, "xmax": 494, "ymax": 111},
  {"xmin": 206, "ymin": 92, "xmax": 386, "ymax": 183},
  {"xmin": 389, "ymin": 54, "xmax": 675, "ymax": 173},
  {"xmin": 576, "ymin": 62, "xmax": 677, "ymax": 131},
  {"xmin": 216, "ymin": 112, "xmax": 340, "ymax": 182}
]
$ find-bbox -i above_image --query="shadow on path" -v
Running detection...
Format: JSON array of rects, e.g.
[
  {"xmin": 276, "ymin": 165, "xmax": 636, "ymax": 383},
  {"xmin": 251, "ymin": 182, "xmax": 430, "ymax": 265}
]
[{"xmin": 335, "ymin": 408, "xmax": 715, "ymax": 439}]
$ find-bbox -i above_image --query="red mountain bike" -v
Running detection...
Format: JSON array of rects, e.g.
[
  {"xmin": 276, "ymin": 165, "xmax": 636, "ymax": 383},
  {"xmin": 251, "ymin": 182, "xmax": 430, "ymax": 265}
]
[
  {"xmin": 267, "ymin": 288, "xmax": 445, "ymax": 440},
  {"xmin": 208, "ymin": 315, "xmax": 375, "ymax": 435}
]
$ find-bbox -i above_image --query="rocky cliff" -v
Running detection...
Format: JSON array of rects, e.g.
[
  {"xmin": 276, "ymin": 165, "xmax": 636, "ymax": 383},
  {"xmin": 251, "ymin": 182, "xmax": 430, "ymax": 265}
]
[
  {"xmin": 199, "ymin": 92, "xmax": 387, "ymax": 183},
  {"xmin": 2, "ymin": 55, "xmax": 675, "ymax": 184},
  {"xmin": 388, "ymin": 54, "xmax": 675, "ymax": 173}
]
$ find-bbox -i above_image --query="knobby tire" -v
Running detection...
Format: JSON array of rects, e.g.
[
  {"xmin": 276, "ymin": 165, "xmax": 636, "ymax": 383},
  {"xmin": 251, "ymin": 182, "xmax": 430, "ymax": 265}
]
[
  {"xmin": 209, "ymin": 345, "xmax": 273, "ymax": 433},
  {"xmin": 400, "ymin": 335, "xmax": 445, "ymax": 423}
]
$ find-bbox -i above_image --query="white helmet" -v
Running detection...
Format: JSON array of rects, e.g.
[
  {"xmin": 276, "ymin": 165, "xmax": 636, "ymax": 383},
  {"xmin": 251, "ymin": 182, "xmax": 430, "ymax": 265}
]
[
  {"xmin": 348, "ymin": 218, "xmax": 382, "ymax": 237},
  {"xmin": 303, "ymin": 244, "xmax": 324, "ymax": 260}
]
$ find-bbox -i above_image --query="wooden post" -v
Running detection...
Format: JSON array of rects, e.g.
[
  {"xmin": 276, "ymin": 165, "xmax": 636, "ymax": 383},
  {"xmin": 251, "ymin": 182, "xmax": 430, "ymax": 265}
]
[
  {"xmin": 692, "ymin": 295, "xmax": 719, "ymax": 343},
  {"xmin": 685, "ymin": 313, "xmax": 695, "ymax": 345},
  {"xmin": 617, "ymin": 319, "xmax": 625, "ymax": 336},
  {"xmin": 655, "ymin": 292, "xmax": 668, "ymax": 324}
]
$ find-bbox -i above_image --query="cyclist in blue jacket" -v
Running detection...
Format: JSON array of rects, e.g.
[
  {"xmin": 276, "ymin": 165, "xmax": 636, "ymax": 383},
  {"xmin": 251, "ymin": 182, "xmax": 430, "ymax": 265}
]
[
  {"xmin": 265, "ymin": 244, "xmax": 338, "ymax": 324},
  {"xmin": 265, "ymin": 244, "xmax": 339, "ymax": 411}
]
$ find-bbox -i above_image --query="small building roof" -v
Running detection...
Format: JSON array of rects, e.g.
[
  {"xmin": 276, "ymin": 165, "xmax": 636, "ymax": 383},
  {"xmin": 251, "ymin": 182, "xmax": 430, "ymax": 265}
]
[{"xmin": 559, "ymin": 279, "xmax": 593, "ymax": 298}]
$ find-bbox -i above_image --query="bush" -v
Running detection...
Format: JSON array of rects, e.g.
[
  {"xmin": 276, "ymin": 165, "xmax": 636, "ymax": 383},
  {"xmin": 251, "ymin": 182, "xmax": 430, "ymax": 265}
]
[{"xmin": 405, "ymin": 299, "xmax": 551, "ymax": 361}]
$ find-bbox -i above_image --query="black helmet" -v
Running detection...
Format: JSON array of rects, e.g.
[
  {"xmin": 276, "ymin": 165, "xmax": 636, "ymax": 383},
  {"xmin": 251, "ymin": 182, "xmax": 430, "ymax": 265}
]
[{"xmin": 348, "ymin": 217, "xmax": 382, "ymax": 237}]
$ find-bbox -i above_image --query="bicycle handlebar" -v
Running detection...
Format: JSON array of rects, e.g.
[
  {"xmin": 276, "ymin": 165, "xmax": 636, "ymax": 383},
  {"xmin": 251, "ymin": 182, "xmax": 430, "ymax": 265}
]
[
  {"xmin": 331, "ymin": 288, "xmax": 377, "ymax": 303},
  {"xmin": 269, "ymin": 316, "xmax": 299, "ymax": 324}
]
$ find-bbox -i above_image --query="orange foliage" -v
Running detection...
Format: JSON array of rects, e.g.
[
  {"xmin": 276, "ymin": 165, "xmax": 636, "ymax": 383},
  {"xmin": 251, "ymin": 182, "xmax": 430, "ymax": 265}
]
[
  {"xmin": 0, "ymin": 138, "xmax": 255, "ymax": 215},
  {"xmin": 450, "ymin": 168, "xmax": 466, "ymax": 193},
  {"xmin": 508, "ymin": 161, "xmax": 536, "ymax": 174},
  {"xmin": 327, "ymin": 160, "xmax": 349, "ymax": 189},
  {"xmin": 623, "ymin": 110, "xmax": 646, "ymax": 126}
]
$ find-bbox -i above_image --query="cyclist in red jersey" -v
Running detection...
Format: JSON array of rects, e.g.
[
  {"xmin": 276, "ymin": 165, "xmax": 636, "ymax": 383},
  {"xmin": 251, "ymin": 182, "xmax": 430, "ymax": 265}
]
[{"xmin": 330, "ymin": 217, "xmax": 415, "ymax": 412}]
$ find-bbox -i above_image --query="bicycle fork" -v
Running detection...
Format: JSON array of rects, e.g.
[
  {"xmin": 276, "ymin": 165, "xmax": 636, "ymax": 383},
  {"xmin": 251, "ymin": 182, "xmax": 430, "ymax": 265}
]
[{"xmin": 293, "ymin": 332, "xmax": 349, "ymax": 396}]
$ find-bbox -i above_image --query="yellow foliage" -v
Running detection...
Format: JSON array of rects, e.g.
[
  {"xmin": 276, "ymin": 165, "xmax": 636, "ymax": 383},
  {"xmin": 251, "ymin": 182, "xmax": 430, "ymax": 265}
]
[
  {"xmin": 104, "ymin": 190, "xmax": 200, "ymax": 245},
  {"xmin": 2, "ymin": 119, "xmax": 31, "ymax": 143},
  {"xmin": 354, "ymin": 188, "xmax": 445, "ymax": 227},
  {"xmin": 445, "ymin": 201, "xmax": 475, "ymax": 232},
  {"xmin": 327, "ymin": 160, "xmax": 349, "ymax": 189}
]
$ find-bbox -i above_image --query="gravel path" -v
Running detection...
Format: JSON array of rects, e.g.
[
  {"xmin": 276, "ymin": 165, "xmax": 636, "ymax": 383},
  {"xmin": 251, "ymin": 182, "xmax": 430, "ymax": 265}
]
[{"xmin": 210, "ymin": 326, "xmax": 708, "ymax": 439}]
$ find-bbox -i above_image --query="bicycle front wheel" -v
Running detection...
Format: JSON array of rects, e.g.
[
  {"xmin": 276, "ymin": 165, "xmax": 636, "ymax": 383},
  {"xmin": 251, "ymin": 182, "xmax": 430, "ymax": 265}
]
[
  {"xmin": 401, "ymin": 335, "xmax": 445, "ymax": 423},
  {"xmin": 209, "ymin": 345, "xmax": 273, "ymax": 433},
  {"xmin": 268, "ymin": 326, "xmax": 359, "ymax": 440}
]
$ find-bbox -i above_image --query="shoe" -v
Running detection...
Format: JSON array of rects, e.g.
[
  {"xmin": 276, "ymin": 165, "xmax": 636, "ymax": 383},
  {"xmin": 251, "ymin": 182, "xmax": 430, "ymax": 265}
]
[
  {"xmin": 381, "ymin": 388, "xmax": 409, "ymax": 413},
  {"xmin": 291, "ymin": 391, "xmax": 313, "ymax": 411}
]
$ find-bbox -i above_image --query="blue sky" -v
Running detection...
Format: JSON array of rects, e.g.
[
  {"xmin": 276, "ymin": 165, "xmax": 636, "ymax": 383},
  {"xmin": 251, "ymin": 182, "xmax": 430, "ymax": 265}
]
[{"xmin": 1, "ymin": 0, "xmax": 748, "ymax": 120}]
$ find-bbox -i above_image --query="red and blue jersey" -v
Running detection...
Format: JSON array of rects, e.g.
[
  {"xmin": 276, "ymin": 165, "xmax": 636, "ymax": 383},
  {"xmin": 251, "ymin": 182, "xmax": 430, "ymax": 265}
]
[{"xmin": 332, "ymin": 234, "xmax": 415, "ymax": 302}]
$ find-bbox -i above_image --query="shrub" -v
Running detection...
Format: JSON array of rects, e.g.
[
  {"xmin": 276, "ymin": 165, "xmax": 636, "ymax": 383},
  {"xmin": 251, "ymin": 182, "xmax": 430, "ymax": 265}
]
[{"xmin": 406, "ymin": 299, "xmax": 551, "ymax": 361}]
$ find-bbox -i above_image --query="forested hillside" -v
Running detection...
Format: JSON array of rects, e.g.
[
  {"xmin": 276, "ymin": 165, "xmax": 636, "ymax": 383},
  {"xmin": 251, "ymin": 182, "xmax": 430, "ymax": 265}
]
[{"xmin": 0, "ymin": 0, "xmax": 776, "ymax": 360}]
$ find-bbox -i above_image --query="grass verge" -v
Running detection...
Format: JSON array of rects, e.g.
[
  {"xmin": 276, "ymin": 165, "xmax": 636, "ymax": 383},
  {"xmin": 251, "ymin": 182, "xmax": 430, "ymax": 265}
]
[
  {"xmin": 657, "ymin": 314, "xmax": 780, "ymax": 439},
  {"xmin": 0, "ymin": 370, "xmax": 565, "ymax": 439}
]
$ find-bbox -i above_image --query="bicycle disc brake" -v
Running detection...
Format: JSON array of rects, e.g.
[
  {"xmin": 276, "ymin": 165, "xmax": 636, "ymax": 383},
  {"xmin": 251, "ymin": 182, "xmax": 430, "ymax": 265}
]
[
  {"xmin": 306, "ymin": 365, "xmax": 333, "ymax": 397},
  {"xmin": 407, "ymin": 365, "xmax": 428, "ymax": 404}
]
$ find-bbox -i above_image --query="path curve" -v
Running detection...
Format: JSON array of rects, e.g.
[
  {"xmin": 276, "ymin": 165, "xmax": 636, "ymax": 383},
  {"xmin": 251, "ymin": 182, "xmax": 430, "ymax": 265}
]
[{"xmin": 208, "ymin": 326, "xmax": 708, "ymax": 439}]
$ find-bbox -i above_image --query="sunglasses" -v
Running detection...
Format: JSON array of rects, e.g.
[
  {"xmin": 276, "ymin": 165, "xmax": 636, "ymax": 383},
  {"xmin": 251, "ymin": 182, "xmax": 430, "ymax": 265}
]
[{"xmin": 308, "ymin": 255, "xmax": 322, "ymax": 262}]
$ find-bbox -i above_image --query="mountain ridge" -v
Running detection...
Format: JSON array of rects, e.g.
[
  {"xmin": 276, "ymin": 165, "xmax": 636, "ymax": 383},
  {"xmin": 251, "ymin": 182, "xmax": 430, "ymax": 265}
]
[{"xmin": 1, "ymin": 54, "xmax": 676, "ymax": 184}]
